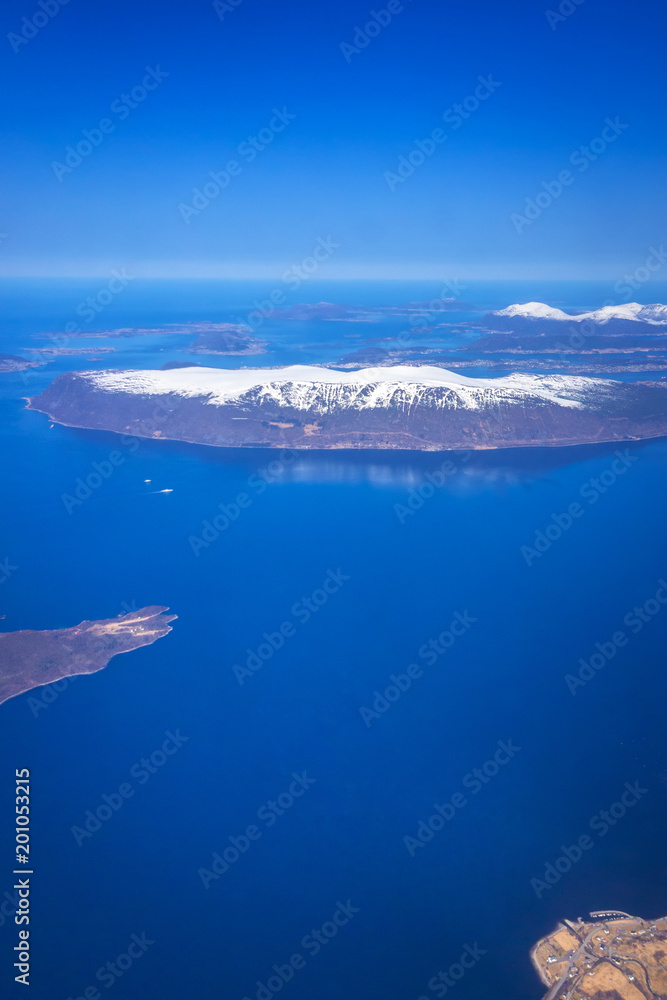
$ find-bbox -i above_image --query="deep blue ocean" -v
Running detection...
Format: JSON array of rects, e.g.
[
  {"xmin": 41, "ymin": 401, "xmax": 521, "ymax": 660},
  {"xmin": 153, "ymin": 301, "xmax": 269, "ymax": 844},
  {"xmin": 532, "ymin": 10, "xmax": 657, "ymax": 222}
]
[{"xmin": 1, "ymin": 280, "xmax": 666, "ymax": 1000}]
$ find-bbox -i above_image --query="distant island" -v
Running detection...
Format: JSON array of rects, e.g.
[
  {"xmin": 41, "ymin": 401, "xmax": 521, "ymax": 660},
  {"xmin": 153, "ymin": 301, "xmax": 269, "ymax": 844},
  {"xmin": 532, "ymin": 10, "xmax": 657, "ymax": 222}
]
[
  {"xmin": 531, "ymin": 911, "xmax": 667, "ymax": 999},
  {"xmin": 185, "ymin": 323, "xmax": 269, "ymax": 356},
  {"xmin": 31, "ymin": 321, "xmax": 269, "ymax": 356},
  {"xmin": 330, "ymin": 345, "xmax": 667, "ymax": 376},
  {"xmin": 269, "ymin": 300, "xmax": 470, "ymax": 321},
  {"xmin": 27, "ymin": 346, "xmax": 116, "ymax": 357},
  {"xmin": 27, "ymin": 363, "xmax": 667, "ymax": 451},
  {"xmin": 0, "ymin": 353, "xmax": 45, "ymax": 373},
  {"xmin": 460, "ymin": 332, "xmax": 667, "ymax": 355},
  {"xmin": 0, "ymin": 606, "xmax": 176, "ymax": 708}
]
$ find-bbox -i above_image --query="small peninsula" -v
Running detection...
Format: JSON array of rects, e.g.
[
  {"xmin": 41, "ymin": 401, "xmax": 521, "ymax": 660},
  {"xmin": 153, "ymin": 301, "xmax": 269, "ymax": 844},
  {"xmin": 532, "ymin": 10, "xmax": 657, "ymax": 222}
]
[
  {"xmin": 0, "ymin": 606, "xmax": 176, "ymax": 707},
  {"xmin": 531, "ymin": 911, "xmax": 667, "ymax": 999}
]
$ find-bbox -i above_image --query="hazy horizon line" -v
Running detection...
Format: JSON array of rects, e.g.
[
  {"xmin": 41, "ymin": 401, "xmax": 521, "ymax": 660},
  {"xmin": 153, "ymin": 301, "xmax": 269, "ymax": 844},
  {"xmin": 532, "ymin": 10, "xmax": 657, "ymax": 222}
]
[{"xmin": 0, "ymin": 265, "xmax": 657, "ymax": 283}]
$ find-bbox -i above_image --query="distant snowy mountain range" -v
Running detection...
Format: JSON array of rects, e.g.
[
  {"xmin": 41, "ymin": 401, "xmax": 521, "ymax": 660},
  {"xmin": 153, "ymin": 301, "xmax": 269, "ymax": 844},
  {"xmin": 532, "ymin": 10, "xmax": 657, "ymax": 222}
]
[{"xmin": 484, "ymin": 301, "xmax": 667, "ymax": 334}]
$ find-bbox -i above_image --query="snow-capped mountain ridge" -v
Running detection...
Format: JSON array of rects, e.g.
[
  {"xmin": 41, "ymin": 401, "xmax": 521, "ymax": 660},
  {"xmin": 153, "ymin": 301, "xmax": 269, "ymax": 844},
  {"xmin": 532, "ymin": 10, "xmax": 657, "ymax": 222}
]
[
  {"xmin": 492, "ymin": 302, "xmax": 667, "ymax": 325},
  {"xmin": 83, "ymin": 365, "xmax": 605, "ymax": 412}
]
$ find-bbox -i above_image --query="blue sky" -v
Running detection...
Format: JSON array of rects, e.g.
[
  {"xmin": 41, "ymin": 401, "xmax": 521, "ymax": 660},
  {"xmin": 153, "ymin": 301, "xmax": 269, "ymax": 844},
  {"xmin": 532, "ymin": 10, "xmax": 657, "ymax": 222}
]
[{"xmin": 1, "ymin": 0, "xmax": 665, "ymax": 278}]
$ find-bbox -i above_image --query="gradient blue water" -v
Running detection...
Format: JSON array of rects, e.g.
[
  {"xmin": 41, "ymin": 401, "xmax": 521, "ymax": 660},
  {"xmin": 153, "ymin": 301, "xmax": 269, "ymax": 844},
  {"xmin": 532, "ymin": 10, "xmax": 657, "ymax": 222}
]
[{"xmin": 1, "ymin": 281, "xmax": 666, "ymax": 1000}]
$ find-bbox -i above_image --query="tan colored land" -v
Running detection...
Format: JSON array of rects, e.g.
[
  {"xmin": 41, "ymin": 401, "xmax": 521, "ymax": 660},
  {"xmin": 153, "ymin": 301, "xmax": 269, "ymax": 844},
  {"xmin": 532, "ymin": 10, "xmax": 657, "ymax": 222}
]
[
  {"xmin": 0, "ymin": 607, "xmax": 176, "ymax": 707},
  {"xmin": 532, "ymin": 912, "xmax": 667, "ymax": 999}
]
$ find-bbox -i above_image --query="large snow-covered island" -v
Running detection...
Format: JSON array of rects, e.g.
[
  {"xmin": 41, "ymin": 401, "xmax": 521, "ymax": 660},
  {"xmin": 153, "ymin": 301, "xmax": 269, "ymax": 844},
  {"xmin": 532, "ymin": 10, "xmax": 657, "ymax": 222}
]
[{"xmin": 27, "ymin": 364, "xmax": 667, "ymax": 451}]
